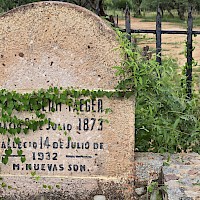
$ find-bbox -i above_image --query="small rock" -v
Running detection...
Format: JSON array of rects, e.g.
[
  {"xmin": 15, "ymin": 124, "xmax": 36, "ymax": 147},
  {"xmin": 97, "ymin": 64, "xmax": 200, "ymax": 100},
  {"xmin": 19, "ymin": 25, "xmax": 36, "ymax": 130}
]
[
  {"xmin": 135, "ymin": 187, "xmax": 146, "ymax": 196},
  {"xmin": 139, "ymin": 194, "xmax": 148, "ymax": 200},
  {"xmin": 180, "ymin": 178, "xmax": 193, "ymax": 186},
  {"xmin": 150, "ymin": 190, "xmax": 161, "ymax": 200},
  {"xmin": 188, "ymin": 169, "xmax": 198, "ymax": 175},
  {"xmin": 165, "ymin": 174, "xmax": 179, "ymax": 181},
  {"xmin": 167, "ymin": 187, "xmax": 186, "ymax": 200}
]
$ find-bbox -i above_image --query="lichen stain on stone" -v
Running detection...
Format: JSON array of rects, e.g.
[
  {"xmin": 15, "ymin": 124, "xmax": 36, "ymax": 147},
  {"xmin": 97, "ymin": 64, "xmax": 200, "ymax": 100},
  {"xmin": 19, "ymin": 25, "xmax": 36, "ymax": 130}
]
[{"xmin": 18, "ymin": 52, "xmax": 24, "ymax": 57}]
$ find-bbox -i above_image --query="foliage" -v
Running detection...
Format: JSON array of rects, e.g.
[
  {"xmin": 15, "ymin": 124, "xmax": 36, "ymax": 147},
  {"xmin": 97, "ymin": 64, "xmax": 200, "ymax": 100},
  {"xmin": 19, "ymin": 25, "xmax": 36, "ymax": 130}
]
[
  {"xmin": 112, "ymin": 0, "xmax": 133, "ymax": 10},
  {"xmin": 105, "ymin": 0, "xmax": 134, "ymax": 10},
  {"xmin": 0, "ymin": 87, "xmax": 120, "ymax": 136},
  {"xmin": 139, "ymin": 11, "xmax": 200, "ymax": 28},
  {"xmin": 0, "ymin": 0, "xmax": 107, "ymax": 16},
  {"xmin": 147, "ymin": 181, "xmax": 167, "ymax": 200},
  {"xmin": 0, "ymin": 0, "xmax": 40, "ymax": 12},
  {"xmin": 104, "ymin": 0, "xmax": 114, "ymax": 9},
  {"xmin": 0, "ymin": 86, "xmax": 129, "ymax": 164},
  {"xmin": 1, "ymin": 0, "xmax": 200, "ymax": 21},
  {"xmin": 115, "ymin": 30, "xmax": 200, "ymax": 153},
  {"xmin": 140, "ymin": 0, "xmax": 188, "ymax": 20},
  {"xmin": 140, "ymin": 0, "xmax": 200, "ymax": 19}
]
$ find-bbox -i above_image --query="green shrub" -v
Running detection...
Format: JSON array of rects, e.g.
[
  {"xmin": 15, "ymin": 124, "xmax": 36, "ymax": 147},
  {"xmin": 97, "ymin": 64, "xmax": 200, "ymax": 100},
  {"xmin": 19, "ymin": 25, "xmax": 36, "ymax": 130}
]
[
  {"xmin": 113, "ymin": 0, "xmax": 133, "ymax": 10},
  {"xmin": 115, "ymin": 30, "xmax": 200, "ymax": 153}
]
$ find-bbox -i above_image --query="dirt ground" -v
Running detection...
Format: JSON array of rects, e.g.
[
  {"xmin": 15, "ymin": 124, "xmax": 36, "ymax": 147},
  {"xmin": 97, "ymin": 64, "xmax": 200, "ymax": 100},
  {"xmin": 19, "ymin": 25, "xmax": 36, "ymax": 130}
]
[{"xmin": 118, "ymin": 17, "xmax": 200, "ymax": 71}]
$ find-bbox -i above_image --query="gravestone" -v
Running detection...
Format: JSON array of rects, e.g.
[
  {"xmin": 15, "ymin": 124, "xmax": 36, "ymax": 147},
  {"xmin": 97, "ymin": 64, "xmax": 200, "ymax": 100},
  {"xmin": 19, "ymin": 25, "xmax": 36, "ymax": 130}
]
[{"xmin": 0, "ymin": 2, "xmax": 135, "ymax": 199}]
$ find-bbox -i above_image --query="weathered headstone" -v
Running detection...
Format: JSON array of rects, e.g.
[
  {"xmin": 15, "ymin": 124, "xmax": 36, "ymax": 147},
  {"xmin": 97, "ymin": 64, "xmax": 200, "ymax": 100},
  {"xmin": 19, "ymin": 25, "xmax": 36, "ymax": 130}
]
[{"xmin": 0, "ymin": 2, "xmax": 135, "ymax": 199}]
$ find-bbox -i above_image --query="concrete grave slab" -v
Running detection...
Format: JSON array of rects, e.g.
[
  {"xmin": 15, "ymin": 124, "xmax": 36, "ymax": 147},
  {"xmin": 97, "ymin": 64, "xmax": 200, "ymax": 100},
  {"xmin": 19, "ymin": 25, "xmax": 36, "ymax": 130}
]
[{"xmin": 0, "ymin": 2, "xmax": 135, "ymax": 199}]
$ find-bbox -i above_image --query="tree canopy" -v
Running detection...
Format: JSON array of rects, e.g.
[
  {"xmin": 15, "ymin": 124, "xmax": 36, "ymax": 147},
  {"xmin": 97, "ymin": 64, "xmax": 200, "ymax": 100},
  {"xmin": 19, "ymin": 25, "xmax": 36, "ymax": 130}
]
[
  {"xmin": 0, "ymin": 0, "xmax": 106, "ymax": 16},
  {"xmin": 0, "ymin": 0, "xmax": 200, "ymax": 20},
  {"xmin": 105, "ymin": 0, "xmax": 200, "ymax": 19}
]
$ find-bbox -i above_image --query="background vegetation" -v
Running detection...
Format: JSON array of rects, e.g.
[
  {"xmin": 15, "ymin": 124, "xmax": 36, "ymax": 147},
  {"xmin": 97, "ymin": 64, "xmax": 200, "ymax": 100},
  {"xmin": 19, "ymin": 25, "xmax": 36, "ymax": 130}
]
[
  {"xmin": 115, "ymin": 31, "xmax": 200, "ymax": 153},
  {"xmin": 1, "ymin": 0, "xmax": 200, "ymax": 20}
]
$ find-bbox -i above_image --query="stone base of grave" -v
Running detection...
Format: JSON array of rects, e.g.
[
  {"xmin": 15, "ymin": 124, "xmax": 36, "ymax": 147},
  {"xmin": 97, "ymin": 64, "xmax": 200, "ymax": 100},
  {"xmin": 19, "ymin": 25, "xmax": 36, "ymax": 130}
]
[{"xmin": 0, "ymin": 176, "xmax": 135, "ymax": 200}]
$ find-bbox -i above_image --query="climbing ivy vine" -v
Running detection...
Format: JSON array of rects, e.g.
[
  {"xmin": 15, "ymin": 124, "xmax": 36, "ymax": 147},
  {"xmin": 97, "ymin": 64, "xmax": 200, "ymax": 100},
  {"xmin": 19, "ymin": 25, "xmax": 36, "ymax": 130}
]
[{"xmin": 0, "ymin": 84, "xmax": 133, "ymax": 165}]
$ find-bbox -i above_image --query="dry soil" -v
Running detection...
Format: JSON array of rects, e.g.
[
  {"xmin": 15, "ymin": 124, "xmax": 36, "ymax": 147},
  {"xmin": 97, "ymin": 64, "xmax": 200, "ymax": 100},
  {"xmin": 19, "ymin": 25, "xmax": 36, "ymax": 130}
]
[{"xmin": 118, "ymin": 17, "xmax": 200, "ymax": 70}]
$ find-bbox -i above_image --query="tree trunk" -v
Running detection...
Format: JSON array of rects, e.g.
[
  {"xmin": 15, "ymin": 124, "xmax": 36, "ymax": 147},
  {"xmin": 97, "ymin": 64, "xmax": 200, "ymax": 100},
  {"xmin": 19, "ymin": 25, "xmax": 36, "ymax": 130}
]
[
  {"xmin": 133, "ymin": 0, "xmax": 142, "ymax": 17},
  {"xmin": 177, "ymin": 3, "xmax": 185, "ymax": 20},
  {"xmin": 166, "ymin": 8, "xmax": 174, "ymax": 18},
  {"xmin": 98, "ymin": 0, "xmax": 106, "ymax": 16},
  {"xmin": 135, "ymin": 8, "xmax": 141, "ymax": 17}
]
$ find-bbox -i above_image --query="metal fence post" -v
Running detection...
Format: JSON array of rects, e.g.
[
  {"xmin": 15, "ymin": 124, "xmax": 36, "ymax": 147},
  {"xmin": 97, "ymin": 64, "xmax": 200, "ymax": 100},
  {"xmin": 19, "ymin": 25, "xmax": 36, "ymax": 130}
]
[
  {"xmin": 116, "ymin": 14, "xmax": 119, "ymax": 27},
  {"xmin": 186, "ymin": 3, "xmax": 193, "ymax": 99},
  {"xmin": 125, "ymin": 5, "xmax": 131, "ymax": 43},
  {"xmin": 156, "ymin": 6, "xmax": 162, "ymax": 65}
]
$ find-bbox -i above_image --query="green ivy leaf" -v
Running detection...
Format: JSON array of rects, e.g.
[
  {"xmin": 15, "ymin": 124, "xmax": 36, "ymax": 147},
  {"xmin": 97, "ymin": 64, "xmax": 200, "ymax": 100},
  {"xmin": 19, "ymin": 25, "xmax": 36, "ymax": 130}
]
[
  {"xmin": 5, "ymin": 148, "xmax": 12, "ymax": 156},
  {"xmin": 21, "ymin": 156, "xmax": 26, "ymax": 163},
  {"xmin": 17, "ymin": 150, "xmax": 23, "ymax": 156},
  {"xmin": 105, "ymin": 92, "xmax": 113, "ymax": 98},
  {"xmin": 1, "ymin": 182, "xmax": 7, "ymax": 188},
  {"xmin": 1, "ymin": 96, "xmax": 7, "ymax": 104},
  {"xmin": 125, "ymin": 91, "xmax": 133, "ymax": 99},
  {"xmin": 7, "ymin": 108, "xmax": 12, "ymax": 116},
  {"xmin": 31, "ymin": 171, "xmax": 36, "ymax": 177},
  {"xmin": 35, "ymin": 176, "xmax": 40, "ymax": 181},
  {"xmin": 7, "ymin": 185, "xmax": 12, "ymax": 189},
  {"xmin": 105, "ymin": 108, "xmax": 112, "ymax": 114},
  {"xmin": 2, "ymin": 156, "xmax": 8, "ymax": 165},
  {"xmin": 17, "ymin": 127, "xmax": 21, "ymax": 134},
  {"xmin": 23, "ymin": 128, "xmax": 28, "ymax": 134},
  {"xmin": 48, "ymin": 185, "xmax": 52, "ymax": 190},
  {"xmin": 40, "ymin": 114, "xmax": 45, "ymax": 119},
  {"xmin": 32, "ymin": 122, "xmax": 38, "ymax": 131},
  {"xmin": 58, "ymin": 125, "xmax": 62, "ymax": 130},
  {"xmin": 8, "ymin": 128, "xmax": 17, "ymax": 135},
  {"xmin": 56, "ymin": 184, "xmax": 60, "ymax": 189},
  {"xmin": 0, "ymin": 127, "xmax": 4, "ymax": 134},
  {"xmin": 51, "ymin": 107, "xmax": 55, "ymax": 112}
]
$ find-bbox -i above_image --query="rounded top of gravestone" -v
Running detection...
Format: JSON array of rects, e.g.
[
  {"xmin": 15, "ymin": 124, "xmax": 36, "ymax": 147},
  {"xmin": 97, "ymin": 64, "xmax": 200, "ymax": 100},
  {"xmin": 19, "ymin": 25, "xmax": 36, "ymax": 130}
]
[{"xmin": 0, "ymin": 1, "xmax": 121, "ymax": 91}]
